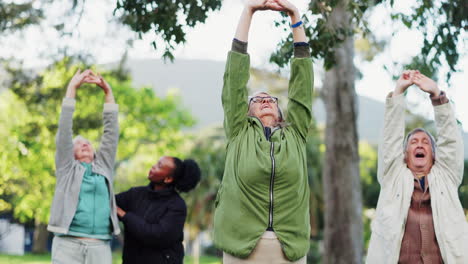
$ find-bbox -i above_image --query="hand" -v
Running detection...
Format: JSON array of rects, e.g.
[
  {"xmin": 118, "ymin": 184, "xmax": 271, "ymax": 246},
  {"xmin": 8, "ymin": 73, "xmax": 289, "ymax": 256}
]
[
  {"xmin": 117, "ymin": 206, "xmax": 126, "ymax": 218},
  {"xmin": 413, "ymin": 72, "xmax": 440, "ymax": 96},
  {"xmin": 268, "ymin": 0, "xmax": 299, "ymax": 17},
  {"xmin": 394, "ymin": 70, "xmax": 416, "ymax": 96},
  {"xmin": 65, "ymin": 69, "xmax": 95, "ymax": 98},
  {"xmin": 84, "ymin": 73, "xmax": 112, "ymax": 95},
  {"xmin": 245, "ymin": 0, "xmax": 273, "ymax": 12},
  {"xmin": 68, "ymin": 69, "xmax": 94, "ymax": 90}
]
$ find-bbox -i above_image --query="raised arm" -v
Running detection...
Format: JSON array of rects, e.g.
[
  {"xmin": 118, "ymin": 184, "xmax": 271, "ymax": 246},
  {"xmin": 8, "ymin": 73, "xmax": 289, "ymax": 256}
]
[
  {"xmin": 377, "ymin": 70, "xmax": 415, "ymax": 184},
  {"xmin": 55, "ymin": 69, "xmax": 94, "ymax": 174},
  {"xmin": 270, "ymin": 0, "xmax": 313, "ymax": 139},
  {"xmin": 223, "ymin": 1, "xmax": 270, "ymax": 139},
  {"xmin": 269, "ymin": 0, "xmax": 306, "ymax": 43},
  {"xmin": 87, "ymin": 74, "xmax": 119, "ymax": 176},
  {"xmin": 413, "ymin": 73, "xmax": 464, "ymax": 186}
]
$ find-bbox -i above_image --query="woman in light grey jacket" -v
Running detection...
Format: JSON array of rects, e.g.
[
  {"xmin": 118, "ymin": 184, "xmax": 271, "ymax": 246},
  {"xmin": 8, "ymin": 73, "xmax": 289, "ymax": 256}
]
[
  {"xmin": 366, "ymin": 71, "xmax": 467, "ymax": 263},
  {"xmin": 48, "ymin": 69, "xmax": 120, "ymax": 264}
]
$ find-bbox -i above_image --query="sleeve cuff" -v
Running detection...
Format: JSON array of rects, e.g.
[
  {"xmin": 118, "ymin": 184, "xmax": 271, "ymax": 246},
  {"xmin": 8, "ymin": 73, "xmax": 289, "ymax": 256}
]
[
  {"xmin": 293, "ymin": 42, "xmax": 310, "ymax": 58},
  {"xmin": 62, "ymin": 97, "xmax": 76, "ymax": 108},
  {"xmin": 430, "ymin": 91, "xmax": 449, "ymax": 106},
  {"xmin": 232, "ymin": 38, "xmax": 248, "ymax": 54},
  {"xmin": 386, "ymin": 92, "xmax": 405, "ymax": 105},
  {"xmin": 104, "ymin": 103, "xmax": 119, "ymax": 112}
]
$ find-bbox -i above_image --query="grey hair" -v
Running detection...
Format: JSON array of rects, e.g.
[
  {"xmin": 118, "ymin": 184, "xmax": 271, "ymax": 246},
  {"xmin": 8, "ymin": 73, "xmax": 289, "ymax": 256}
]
[
  {"xmin": 247, "ymin": 91, "xmax": 286, "ymax": 125},
  {"xmin": 73, "ymin": 135, "xmax": 91, "ymax": 145},
  {"xmin": 403, "ymin": 128, "xmax": 436, "ymax": 158}
]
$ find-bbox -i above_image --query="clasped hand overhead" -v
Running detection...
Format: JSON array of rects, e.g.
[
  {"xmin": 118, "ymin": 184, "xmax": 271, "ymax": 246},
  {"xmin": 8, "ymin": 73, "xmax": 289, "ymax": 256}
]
[{"xmin": 394, "ymin": 70, "xmax": 440, "ymax": 97}]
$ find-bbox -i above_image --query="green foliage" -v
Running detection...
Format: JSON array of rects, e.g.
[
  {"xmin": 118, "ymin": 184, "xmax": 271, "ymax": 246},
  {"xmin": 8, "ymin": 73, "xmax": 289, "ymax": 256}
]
[
  {"xmin": 459, "ymin": 160, "xmax": 468, "ymax": 210},
  {"xmin": 354, "ymin": 32, "xmax": 386, "ymax": 62},
  {"xmin": 359, "ymin": 142, "xmax": 379, "ymax": 208},
  {"xmin": 270, "ymin": 0, "xmax": 465, "ymax": 84},
  {"xmin": 0, "ymin": 1, "xmax": 43, "ymax": 33},
  {"xmin": 390, "ymin": 0, "xmax": 467, "ymax": 80},
  {"xmin": 270, "ymin": 0, "xmax": 383, "ymax": 69},
  {"xmin": 183, "ymin": 125, "xmax": 226, "ymax": 240},
  {"xmin": 307, "ymin": 237, "xmax": 323, "ymax": 263},
  {"xmin": 306, "ymin": 124, "xmax": 325, "ymax": 237},
  {"xmin": 0, "ymin": 57, "xmax": 195, "ymax": 224},
  {"xmin": 114, "ymin": 0, "xmax": 222, "ymax": 61}
]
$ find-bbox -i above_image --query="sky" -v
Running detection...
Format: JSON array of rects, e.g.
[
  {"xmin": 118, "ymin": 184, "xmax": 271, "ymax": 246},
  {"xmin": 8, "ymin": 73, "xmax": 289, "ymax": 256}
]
[{"xmin": 1, "ymin": 0, "xmax": 467, "ymax": 130}]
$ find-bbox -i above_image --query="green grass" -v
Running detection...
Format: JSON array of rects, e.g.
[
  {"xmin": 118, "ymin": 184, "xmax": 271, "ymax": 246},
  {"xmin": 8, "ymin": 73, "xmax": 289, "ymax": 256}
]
[{"xmin": 0, "ymin": 253, "xmax": 221, "ymax": 264}]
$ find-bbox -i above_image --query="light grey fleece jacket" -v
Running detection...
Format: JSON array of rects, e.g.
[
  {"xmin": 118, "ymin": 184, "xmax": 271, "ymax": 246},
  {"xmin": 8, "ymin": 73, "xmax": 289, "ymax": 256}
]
[{"xmin": 48, "ymin": 97, "xmax": 120, "ymax": 235}]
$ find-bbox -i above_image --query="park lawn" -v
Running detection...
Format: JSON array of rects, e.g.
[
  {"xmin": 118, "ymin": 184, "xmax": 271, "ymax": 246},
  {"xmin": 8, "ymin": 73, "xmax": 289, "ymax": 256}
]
[{"xmin": 0, "ymin": 253, "xmax": 221, "ymax": 264}]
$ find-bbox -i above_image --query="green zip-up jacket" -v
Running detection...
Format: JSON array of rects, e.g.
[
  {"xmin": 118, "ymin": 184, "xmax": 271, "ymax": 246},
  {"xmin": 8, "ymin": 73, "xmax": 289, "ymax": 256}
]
[{"xmin": 213, "ymin": 48, "xmax": 314, "ymax": 261}]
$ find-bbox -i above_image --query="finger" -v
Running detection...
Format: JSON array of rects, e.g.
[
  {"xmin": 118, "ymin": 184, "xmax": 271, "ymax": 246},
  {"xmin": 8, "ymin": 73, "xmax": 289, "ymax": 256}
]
[
  {"xmin": 83, "ymin": 76, "xmax": 100, "ymax": 84},
  {"xmin": 402, "ymin": 71, "xmax": 411, "ymax": 80},
  {"xmin": 418, "ymin": 73, "xmax": 428, "ymax": 79},
  {"xmin": 80, "ymin": 69, "xmax": 93, "ymax": 79},
  {"xmin": 266, "ymin": 1, "xmax": 283, "ymax": 10},
  {"xmin": 412, "ymin": 76, "xmax": 422, "ymax": 85},
  {"xmin": 88, "ymin": 70, "xmax": 99, "ymax": 78}
]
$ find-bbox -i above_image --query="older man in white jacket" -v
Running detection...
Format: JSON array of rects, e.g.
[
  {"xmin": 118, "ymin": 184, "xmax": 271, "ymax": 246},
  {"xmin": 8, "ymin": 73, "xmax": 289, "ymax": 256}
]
[{"xmin": 366, "ymin": 70, "xmax": 468, "ymax": 264}]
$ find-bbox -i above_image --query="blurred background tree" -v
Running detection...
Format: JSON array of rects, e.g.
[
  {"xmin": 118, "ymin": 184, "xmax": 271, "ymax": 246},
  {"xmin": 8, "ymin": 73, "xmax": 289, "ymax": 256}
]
[{"xmin": 0, "ymin": 57, "xmax": 194, "ymax": 253}]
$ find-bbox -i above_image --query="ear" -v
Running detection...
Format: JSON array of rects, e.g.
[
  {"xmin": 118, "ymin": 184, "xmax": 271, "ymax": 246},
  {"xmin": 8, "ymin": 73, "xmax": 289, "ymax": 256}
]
[{"xmin": 164, "ymin": 176, "xmax": 174, "ymax": 184}]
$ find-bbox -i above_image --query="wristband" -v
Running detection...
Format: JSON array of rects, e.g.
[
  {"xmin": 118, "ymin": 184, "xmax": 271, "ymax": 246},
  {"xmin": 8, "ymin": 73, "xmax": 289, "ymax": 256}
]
[{"xmin": 291, "ymin": 21, "xmax": 303, "ymax": 28}]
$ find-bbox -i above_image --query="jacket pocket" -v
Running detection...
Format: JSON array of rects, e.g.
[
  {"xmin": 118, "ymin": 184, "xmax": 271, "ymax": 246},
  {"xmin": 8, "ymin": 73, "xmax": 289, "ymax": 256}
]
[
  {"xmin": 444, "ymin": 219, "xmax": 468, "ymax": 257},
  {"xmin": 369, "ymin": 222, "xmax": 392, "ymax": 262},
  {"xmin": 371, "ymin": 220, "xmax": 398, "ymax": 242}
]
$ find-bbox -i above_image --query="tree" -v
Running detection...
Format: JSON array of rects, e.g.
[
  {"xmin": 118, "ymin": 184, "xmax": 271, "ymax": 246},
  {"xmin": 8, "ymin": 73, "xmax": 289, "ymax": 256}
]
[
  {"xmin": 183, "ymin": 125, "xmax": 226, "ymax": 261},
  {"xmin": 1, "ymin": 0, "xmax": 224, "ymax": 63},
  {"xmin": 391, "ymin": 0, "xmax": 467, "ymax": 80},
  {"xmin": 114, "ymin": 0, "xmax": 223, "ymax": 60},
  {"xmin": 0, "ymin": 1, "xmax": 43, "ymax": 33},
  {"xmin": 0, "ymin": 57, "xmax": 195, "ymax": 252}
]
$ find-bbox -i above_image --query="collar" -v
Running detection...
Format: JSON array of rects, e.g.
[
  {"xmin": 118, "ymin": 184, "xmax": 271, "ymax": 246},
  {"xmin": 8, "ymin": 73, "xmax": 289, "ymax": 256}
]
[{"xmin": 146, "ymin": 182, "xmax": 176, "ymax": 198}]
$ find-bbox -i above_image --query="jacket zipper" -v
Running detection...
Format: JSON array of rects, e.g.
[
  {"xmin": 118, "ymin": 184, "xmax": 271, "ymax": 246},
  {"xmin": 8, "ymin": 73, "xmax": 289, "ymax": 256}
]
[
  {"xmin": 268, "ymin": 141, "xmax": 276, "ymax": 229},
  {"xmin": 93, "ymin": 176, "xmax": 96, "ymax": 234},
  {"xmin": 249, "ymin": 116, "xmax": 279, "ymax": 230}
]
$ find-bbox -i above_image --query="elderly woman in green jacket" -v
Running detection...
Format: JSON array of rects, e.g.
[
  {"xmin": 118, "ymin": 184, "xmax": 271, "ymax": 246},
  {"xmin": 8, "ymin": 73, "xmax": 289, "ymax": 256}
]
[{"xmin": 213, "ymin": 0, "xmax": 313, "ymax": 263}]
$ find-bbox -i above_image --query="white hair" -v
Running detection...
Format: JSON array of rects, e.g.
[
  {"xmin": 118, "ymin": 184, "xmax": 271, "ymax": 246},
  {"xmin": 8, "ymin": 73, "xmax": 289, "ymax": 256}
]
[
  {"xmin": 247, "ymin": 91, "xmax": 285, "ymax": 122},
  {"xmin": 73, "ymin": 135, "xmax": 91, "ymax": 145},
  {"xmin": 403, "ymin": 128, "xmax": 436, "ymax": 160}
]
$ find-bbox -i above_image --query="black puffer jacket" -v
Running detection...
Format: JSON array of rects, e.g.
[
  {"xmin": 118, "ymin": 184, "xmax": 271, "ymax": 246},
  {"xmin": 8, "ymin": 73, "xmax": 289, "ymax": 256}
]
[{"xmin": 116, "ymin": 183, "xmax": 186, "ymax": 264}]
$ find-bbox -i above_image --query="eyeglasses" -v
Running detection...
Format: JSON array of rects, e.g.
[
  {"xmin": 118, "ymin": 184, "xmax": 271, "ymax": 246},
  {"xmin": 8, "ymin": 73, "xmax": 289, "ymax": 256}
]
[{"xmin": 249, "ymin": 96, "xmax": 278, "ymax": 104}]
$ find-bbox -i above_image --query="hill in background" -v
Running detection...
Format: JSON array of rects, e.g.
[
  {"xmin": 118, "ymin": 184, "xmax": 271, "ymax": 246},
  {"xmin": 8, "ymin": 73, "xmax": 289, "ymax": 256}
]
[{"xmin": 109, "ymin": 58, "xmax": 468, "ymax": 158}]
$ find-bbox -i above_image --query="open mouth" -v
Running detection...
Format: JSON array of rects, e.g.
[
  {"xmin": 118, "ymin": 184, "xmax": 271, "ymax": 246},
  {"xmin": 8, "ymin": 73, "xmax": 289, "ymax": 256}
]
[{"xmin": 415, "ymin": 152, "xmax": 425, "ymax": 158}]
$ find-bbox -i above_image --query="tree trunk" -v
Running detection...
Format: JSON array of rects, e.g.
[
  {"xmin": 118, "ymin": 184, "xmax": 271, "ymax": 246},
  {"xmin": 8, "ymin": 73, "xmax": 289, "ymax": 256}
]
[
  {"xmin": 32, "ymin": 221, "xmax": 48, "ymax": 254},
  {"xmin": 322, "ymin": 1, "xmax": 363, "ymax": 263}
]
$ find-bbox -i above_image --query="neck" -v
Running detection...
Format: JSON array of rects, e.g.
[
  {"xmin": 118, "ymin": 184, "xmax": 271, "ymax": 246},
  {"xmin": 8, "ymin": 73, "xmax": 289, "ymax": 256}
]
[
  {"xmin": 260, "ymin": 116, "xmax": 277, "ymax": 128},
  {"xmin": 78, "ymin": 157, "xmax": 93, "ymax": 163},
  {"xmin": 410, "ymin": 166, "xmax": 431, "ymax": 178},
  {"xmin": 152, "ymin": 183, "xmax": 168, "ymax": 191}
]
